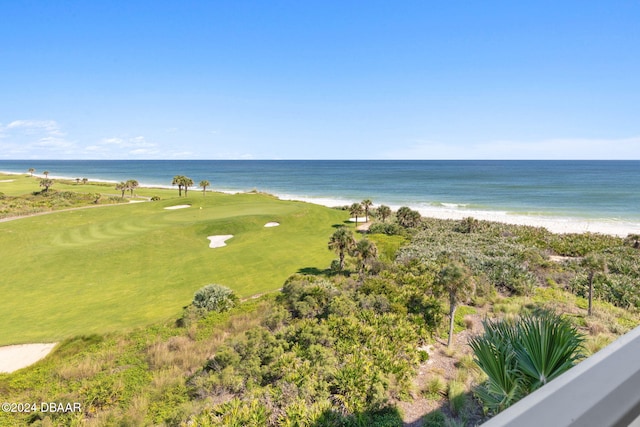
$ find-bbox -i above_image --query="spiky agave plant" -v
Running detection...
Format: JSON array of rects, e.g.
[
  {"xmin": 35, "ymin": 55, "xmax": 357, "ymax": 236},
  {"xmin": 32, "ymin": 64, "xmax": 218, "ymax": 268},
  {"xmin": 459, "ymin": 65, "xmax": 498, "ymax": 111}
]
[{"xmin": 469, "ymin": 311, "xmax": 584, "ymax": 414}]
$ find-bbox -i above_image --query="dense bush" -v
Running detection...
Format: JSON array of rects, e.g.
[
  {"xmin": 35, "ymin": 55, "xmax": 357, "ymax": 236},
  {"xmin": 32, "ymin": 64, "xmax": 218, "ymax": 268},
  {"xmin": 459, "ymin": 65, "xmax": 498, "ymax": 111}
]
[{"xmin": 193, "ymin": 284, "xmax": 238, "ymax": 312}]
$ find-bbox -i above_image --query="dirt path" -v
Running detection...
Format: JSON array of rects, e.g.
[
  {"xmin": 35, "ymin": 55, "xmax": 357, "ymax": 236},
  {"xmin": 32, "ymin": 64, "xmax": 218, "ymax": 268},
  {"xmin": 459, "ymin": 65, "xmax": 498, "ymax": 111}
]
[{"xmin": 397, "ymin": 311, "xmax": 487, "ymax": 426}]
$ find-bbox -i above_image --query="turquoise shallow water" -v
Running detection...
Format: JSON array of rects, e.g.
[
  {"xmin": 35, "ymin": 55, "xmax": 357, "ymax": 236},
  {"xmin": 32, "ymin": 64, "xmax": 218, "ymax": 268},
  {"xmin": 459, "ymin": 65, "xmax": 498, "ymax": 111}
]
[{"xmin": 1, "ymin": 160, "xmax": 638, "ymax": 222}]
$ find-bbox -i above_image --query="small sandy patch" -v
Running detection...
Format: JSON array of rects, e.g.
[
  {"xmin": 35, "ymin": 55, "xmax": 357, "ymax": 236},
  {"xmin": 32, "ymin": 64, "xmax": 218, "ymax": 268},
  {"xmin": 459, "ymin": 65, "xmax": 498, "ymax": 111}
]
[
  {"xmin": 349, "ymin": 216, "xmax": 369, "ymax": 223},
  {"xmin": 164, "ymin": 204, "xmax": 191, "ymax": 210},
  {"xmin": 264, "ymin": 222, "xmax": 280, "ymax": 227},
  {"xmin": 129, "ymin": 200, "xmax": 145, "ymax": 204},
  {"xmin": 0, "ymin": 343, "xmax": 57, "ymax": 373},
  {"xmin": 207, "ymin": 235, "xmax": 233, "ymax": 248},
  {"xmin": 0, "ymin": 179, "xmax": 15, "ymax": 183}
]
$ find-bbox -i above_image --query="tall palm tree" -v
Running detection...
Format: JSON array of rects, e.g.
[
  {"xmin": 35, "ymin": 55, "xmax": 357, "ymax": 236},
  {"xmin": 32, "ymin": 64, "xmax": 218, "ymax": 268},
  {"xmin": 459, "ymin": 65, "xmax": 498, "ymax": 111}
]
[
  {"xmin": 349, "ymin": 202, "xmax": 364, "ymax": 224},
  {"xmin": 43, "ymin": 170, "xmax": 50, "ymax": 178},
  {"xmin": 328, "ymin": 227, "xmax": 356, "ymax": 270},
  {"xmin": 28, "ymin": 168, "xmax": 35, "ymax": 176},
  {"xmin": 199, "ymin": 180, "xmax": 210, "ymax": 196},
  {"xmin": 582, "ymin": 253, "xmax": 607, "ymax": 316},
  {"xmin": 361, "ymin": 199, "xmax": 373, "ymax": 222},
  {"xmin": 351, "ymin": 238, "xmax": 378, "ymax": 278},
  {"xmin": 126, "ymin": 179, "xmax": 139, "ymax": 197},
  {"xmin": 82, "ymin": 178, "xmax": 88, "ymax": 184},
  {"xmin": 115, "ymin": 182, "xmax": 127, "ymax": 199},
  {"xmin": 172, "ymin": 175, "xmax": 185, "ymax": 196},
  {"xmin": 377, "ymin": 205, "xmax": 391, "ymax": 223},
  {"xmin": 436, "ymin": 261, "xmax": 474, "ymax": 347},
  {"xmin": 182, "ymin": 176, "xmax": 194, "ymax": 196}
]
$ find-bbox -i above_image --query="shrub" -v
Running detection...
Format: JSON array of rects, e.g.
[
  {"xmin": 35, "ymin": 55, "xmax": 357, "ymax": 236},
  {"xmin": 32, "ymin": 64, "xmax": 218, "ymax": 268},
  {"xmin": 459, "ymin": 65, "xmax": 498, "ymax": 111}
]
[
  {"xmin": 470, "ymin": 311, "xmax": 584, "ymax": 414},
  {"xmin": 192, "ymin": 284, "xmax": 237, "ymax": 313}
]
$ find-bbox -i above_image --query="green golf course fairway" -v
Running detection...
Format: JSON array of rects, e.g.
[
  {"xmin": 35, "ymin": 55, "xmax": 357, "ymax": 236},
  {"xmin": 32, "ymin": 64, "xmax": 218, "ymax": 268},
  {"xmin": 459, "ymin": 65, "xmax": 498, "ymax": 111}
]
[{"xmin": 0, "ymin": 182, "xmax": 349, "ymax": 345}]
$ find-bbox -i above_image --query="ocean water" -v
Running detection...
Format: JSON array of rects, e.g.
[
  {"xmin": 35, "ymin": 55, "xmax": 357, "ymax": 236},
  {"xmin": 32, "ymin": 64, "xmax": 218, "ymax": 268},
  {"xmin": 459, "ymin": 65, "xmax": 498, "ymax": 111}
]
[{"xmin": 1, "ymin": 160, "xmax": 639, "ymax": 234}]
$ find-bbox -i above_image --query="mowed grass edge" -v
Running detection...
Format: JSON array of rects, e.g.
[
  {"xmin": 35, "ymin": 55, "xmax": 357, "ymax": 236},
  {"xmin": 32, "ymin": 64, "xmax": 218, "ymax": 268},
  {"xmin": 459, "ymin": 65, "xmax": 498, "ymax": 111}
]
[{"xmin": 0, "ymin": 177, "xmax": 349, "ymax": 345}]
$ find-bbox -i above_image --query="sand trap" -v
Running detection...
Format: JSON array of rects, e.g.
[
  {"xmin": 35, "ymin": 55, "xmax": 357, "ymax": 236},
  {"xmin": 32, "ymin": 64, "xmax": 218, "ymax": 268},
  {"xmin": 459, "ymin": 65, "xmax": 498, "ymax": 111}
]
[
  {"xmin": 0, "ymin": 343, "xmax": 57, "ymax": 373},
  {"xmin": 164, "ymin": 204, "xmax": 191, "ymax": 210},
  {"xmin": 0, "ymin": 179, "xmax": 15, "ymax": 183},
  {"xmin": 349, "ymin": 216, "xmax": 369, "ymax": 223},
  {"xmin": 264, "ymin": 222, "xmax": 280, "ymax": 227},
  {"xmin": 207, "ymin": 235, "xmax": 233, "ymax": 248}
]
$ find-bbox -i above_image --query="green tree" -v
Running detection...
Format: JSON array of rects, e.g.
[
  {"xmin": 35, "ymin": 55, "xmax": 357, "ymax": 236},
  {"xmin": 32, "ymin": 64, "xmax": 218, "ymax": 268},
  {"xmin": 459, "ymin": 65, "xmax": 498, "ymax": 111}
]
[
  {"xmin": 28, "ymin": 168, "xmax": 35, "ymax": 176},
  {"xmin": 126, "ymin": 179, "xmax": 139, "ymax": 197},
  {"xmin": 351, "ymin": 238, "xmax": 378, "ymax": 277},
  {"xmin": 43, "ymin": 170, "xmax": 50, "ymax": 178},
  {"xmin": 328, "ymin": 227, "xmax": 356, "ymax": 271},
  {"xmin": 115, "ymin": 182, "xmax": 127, "ymax": 199},
  {"xmin": 361, "ymin": 199, "xmax": 373, "ymax": 222},
  {"xmin": 75, "ymin": 177, "xmax": 81, "ymax": 184},
  {"xmin": 172, "ymin": 175, "xmax": 185, "ymax": 196},
  {"xmin": 82, "ymin": 178, "xmax": 88, "ymax": 184},
  {"xmin": 582, "ymin": 253, "xmax": 607, "ymax": 316},
  {"xmin": 349, "ymin": 202, "xmax": 364, "ymax": 224},
  {"xmin": 436, "ymin": 262, "xmax": 474, "ymax": 347},
  {"xmin": 182, "ymin": 176, "xmax": 194, "ymax": 196},
  {"xmin": 470, "ymin": 312, "xmax": 584, "ymax": 413},
  {"xmin": 377, "ymin": 205, "xmax": 391, "ymax": 223},
  {"xmin": 39, "ymin": 178, "xmax": 53, "ymax": 192},
  {"xmin": 199, "ymin": 180, "xmax": 210, "ymax": 196},
  {"xmin": 396, "ymin": 206, "xmax": 421, "ymax": 228}
]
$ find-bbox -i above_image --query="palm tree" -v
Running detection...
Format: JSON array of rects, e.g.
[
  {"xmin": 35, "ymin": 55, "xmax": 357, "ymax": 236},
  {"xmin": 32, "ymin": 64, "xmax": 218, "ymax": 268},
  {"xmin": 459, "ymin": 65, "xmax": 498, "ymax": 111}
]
[
  {"xmin": 361, "ymin": 199, "xmax": 373, "ymax": 222},
  {"xmin": 436, "ymin": 262, "xmax": 474, "ymax": 347},
  {"xmin": 377, "ymin": 205, "xmax": 391, "ymax": 223},
  {"xmin": 172, "ymin": 175, "xmax": 185, "ymax": 196},
  {"xmin": 349, "ymin": 202, "xmax": 364, "ymax": 224},
  {"xmin": 182, "ymin": 176, "xmax": 194, "ymax": 196},
  {"xmin": 39, "ymin": 178, "xmax": 53, "ymax": 192},
  {"xmin": 28, "ymin": 168, "xmax": 35, "ymax": 176},
  {"xmin": 328, "ymin": 227, "xmax": 356, "ymax": 271},
  {"xmin": 582, "ymin": 253, "xmax": 607, "ymax": 316},
  {"xmin": 470, "ymin": 312, "xmax": 584, "ymax": 413},
  {"xmin": 199, "ymin": 180, "xmax": 210, "ymax": 196},
  {"xmin": 115, "ymin": 182, "xmax": 127, "ymax": 199},
  {"xmin": 126, "ymin": 179, "xmax": 139, "ymax": 197},
  {"xmin": 396, "ymin": 206, "xmax": 421, "ymax": 228},
  {"xmin": 82, "ymin": 178, "xmax": 88, "ymax": 184},
  {"xmin": 351, "ymin": 238, "xmax": 378, "ymax": 278},
  {"xmin": 75, "ymin": 178, "xmax": 81, "ymax": 184},
  {"xmin": 43, "ymin": 170, "xmax": 50, "ymax": 178}
]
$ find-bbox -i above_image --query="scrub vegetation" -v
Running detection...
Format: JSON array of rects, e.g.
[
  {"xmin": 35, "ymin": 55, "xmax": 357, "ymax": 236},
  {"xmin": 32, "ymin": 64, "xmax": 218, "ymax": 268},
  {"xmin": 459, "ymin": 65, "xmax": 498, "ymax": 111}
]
[{"xmin": 0, "ymin": 174, "xmax": 639, "ymax": 426}]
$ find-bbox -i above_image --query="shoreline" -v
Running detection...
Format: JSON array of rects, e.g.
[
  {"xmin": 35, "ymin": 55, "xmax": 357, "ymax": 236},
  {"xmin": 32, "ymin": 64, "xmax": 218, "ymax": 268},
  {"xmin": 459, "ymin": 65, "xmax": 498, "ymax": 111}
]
[{"xmin": 2, "ymin": 170, "xmax": 639, "ymax": 237}]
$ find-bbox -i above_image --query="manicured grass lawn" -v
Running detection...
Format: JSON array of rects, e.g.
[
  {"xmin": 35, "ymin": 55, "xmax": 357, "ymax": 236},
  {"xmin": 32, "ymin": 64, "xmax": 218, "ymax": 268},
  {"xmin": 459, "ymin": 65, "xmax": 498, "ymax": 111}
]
[{"xmin": 0, "ymin": 178, "xmax": 349, "ymax": 345}]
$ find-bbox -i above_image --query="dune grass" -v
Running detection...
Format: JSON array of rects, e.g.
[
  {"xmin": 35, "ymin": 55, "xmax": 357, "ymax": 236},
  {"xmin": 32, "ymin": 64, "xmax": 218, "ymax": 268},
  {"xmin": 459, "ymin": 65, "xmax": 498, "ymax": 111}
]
[{"xmin": 0, "ymin": 177, "xmax": 348, "ymax": 345}]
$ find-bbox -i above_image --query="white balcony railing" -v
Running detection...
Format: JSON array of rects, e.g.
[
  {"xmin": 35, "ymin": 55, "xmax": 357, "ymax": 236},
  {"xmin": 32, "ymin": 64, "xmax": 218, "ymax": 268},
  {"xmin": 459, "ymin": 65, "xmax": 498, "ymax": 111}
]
[{"xmin": 481, "ymin": 325, "xmax": 640, "ymax": 427}]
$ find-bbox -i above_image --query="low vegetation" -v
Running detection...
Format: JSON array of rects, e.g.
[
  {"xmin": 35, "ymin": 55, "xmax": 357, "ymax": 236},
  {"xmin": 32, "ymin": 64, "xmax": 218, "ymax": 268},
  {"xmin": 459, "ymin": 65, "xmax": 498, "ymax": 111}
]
[{"xmin": 1, "ymin": 176, "xmax": 639, "ymax": 426}]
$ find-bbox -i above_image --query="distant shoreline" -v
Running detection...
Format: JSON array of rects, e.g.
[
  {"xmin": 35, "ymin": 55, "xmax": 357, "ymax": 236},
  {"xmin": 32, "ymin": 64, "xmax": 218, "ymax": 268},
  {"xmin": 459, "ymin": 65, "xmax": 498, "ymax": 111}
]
[{"xmin": 2, "ymin": 169, "xmax": 639, "ymax": 237}]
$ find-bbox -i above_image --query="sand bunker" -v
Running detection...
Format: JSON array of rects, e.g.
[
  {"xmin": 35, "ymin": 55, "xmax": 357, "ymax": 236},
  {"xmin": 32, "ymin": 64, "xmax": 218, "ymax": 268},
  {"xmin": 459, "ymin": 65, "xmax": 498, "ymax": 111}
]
[
  {"xmin": 164, "ymin": 205, "xmax": 191, "ymax": 210},
  {"xmin": 264, "ymin": 222, "xmax": 280, "ymax": 227},
  {"xmin": 0, "ymin": 343, "xmax": 57, "ymax": 373},
  {"xmin": 349, "ymin": 216, "xmax": 369, "ymax": 223},
  {"xmin": 0, "ymin": 179, "xmax": 15, "ymax": 183},
  {"xmin": 208, "ymin": 235, "xmax": 234, "ymax": 248}
]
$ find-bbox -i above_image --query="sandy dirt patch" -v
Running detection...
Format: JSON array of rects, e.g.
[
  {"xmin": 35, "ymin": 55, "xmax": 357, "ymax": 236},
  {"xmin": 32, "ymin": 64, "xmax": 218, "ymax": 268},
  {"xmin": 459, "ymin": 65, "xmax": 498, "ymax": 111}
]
[
  {"xmin": 0, "ymin": 343, "xmax": 57, "ymax": 373},
  {"xmin": 264, "ymin": 222, "xmax": 280, "ymax": 227},
  {"xmin": 348, "ymin": 216, "xmax": 369, "ymax": 223},
  {"xmin": 0, "ymin": 179, "xmax": 15, "ymax": 183},
  {"xmin": 164, "ymin": 204, "xmax": 191, "ymax": 210},
  {"xmin": 207, "ymin": 235, "xmax": 234, "ymax": 248}
]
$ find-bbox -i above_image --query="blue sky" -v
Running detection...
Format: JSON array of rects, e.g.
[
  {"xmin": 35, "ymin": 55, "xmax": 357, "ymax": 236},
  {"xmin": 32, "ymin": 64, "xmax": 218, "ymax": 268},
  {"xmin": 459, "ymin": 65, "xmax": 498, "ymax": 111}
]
[{"xmin": 1, "ymin": 1, "xmax": 639, "ymax": 160}]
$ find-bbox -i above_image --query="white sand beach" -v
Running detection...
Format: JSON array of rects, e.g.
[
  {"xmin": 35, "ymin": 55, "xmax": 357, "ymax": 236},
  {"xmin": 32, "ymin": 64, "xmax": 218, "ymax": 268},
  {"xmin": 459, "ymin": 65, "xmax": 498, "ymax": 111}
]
[
  {"xmin": 207, "ymin": 235, "xmax": 234, "ymax": 248},
  {"xmin": 0, "ymin": 343, "xmax": 57, "ymax": 373}
]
